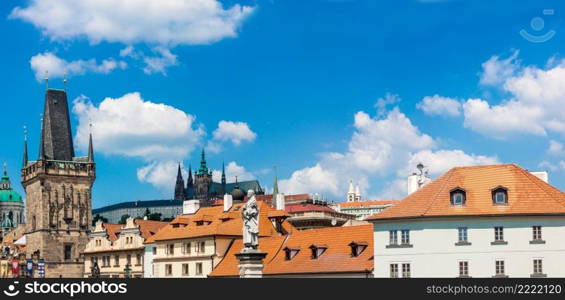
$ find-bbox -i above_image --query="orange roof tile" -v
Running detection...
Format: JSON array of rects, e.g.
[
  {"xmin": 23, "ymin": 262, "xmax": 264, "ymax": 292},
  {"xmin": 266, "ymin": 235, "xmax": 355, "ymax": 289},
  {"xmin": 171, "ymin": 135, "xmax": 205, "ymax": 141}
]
[
  {"xmin": 103, "ymin": 223, "xmax": 123, "ymax": 241},
  {"xmin": 100, "ymin": 220, "xmax": 167, "ymax": 241},
  {"xmin": 339, "ymin": 200, "xmax": 397, "ymax": 208},
  {"xmin": 210, "ymin": 225, "xmax": 374, "ymax": 277},
  {"xmin": 367, "ymin": 164, "xmax": 565, "ymax": 221},
  {"xmin": 146, "ymin": 201, "xmax": 290, "ymax": 243}
]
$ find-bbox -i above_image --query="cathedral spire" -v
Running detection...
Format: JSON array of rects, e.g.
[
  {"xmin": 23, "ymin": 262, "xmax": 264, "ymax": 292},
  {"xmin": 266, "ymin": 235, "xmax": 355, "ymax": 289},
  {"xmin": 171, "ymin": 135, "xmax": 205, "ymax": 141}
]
[
  {"xmin": 174, "ymin": 163, "xmax": 186, "ymax": 200},
  {"xmin": 198, "ymin": 148, "xmax": 208, "ymax": 175},
  {"xmin": 38, "ymin": 114, "xmax": 44, "ymax": 160},
  {"xmin": 186, "ymin": 165, "xmax": 193, "ymax": 188},
  {"xmin": 272, "ymin": 166, "xmax": 279, "ymax": 207},
  {"xmin": 23, "ymin": 126, "xmax": 28, "ymax": 167},
  {"xmin": 221, "ymin": 162, "xmax": 226, "ymax": 185}
]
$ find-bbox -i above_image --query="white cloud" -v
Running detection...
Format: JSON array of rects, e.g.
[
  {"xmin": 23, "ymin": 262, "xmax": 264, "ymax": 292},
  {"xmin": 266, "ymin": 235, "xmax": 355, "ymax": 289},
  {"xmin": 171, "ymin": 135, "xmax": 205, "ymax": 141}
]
[
  {"xmin": 463, "ymin": 54, "xmax": 565, "ymax": 138},
  {"xmin": 212, "ymin": 120, "xmax": 257, "ymax": 146},
  {"xmin": 279, "ymin": 100, "xmax": 496, "ymax": 200},
  {"xmin": 30, "ymin": 52, "xmax": 126, "ymax": 81},
  {"xmin": 538, "ymin": 160, "xmax": 565, "ymax": 172},
  {"xmin": 11, "ymin": 0, "xmax": 255, "ymax": 46},
  {"xmin": 73, "ymin": 92, "xmax": 204, "ymax": 160},
  {"xmin": 417, "ymin": 95, "xmax": 461, "ymax": 117},
  {"xmin": 463, "ymin": 98, "xmax": 545, "ymax": 138},
  {"xmin": 374, "ymin": 93, "xmax": 400, "ymax": 116},
  {"xmin": 137, "ymin": 160, "xmax": 186, "ymax": 193},
  {"xmin": 479, "ymin": 50, "xmax": 520, "ymax": 86},
  {"xmin": 142, "ymin": 47, "xmax": 178, "ymax": 75},
  {"xmin": 211, "ymin": 161, "xmax": 255, "ymax": 183},
  {"xmin": 279, "ymin": 164, "xmax": 341, "ymax": 196},
  {"xmin": 548, "ymin": 140, "xmax": 565, "ymax": 156}
]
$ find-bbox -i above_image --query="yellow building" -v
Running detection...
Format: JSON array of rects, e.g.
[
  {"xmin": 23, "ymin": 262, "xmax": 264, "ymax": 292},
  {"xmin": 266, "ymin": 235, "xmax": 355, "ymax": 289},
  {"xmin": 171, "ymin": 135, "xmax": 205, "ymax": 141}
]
[
  {"xmin": 83, "ymin": 218, "xmax": 167, "ymax": 278},
  {"xmin": 146, "ymin": 200, "xmax": 292, "ymax": 278}
]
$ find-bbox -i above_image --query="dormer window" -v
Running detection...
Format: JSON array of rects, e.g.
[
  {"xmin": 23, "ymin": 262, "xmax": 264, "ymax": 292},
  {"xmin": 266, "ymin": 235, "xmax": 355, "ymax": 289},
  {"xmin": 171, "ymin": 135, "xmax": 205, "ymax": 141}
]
[
  {"xmin": 349, "ymin": 241, "xmax": 368, "ymax": 257},
  {"xmin": 309, "ymin": 244, "xmax": 327, "ymax": 259},
  {"xmin": 492, "ymin": 187, "xmax": 508, "ymax": 205},
  {"xmin": 450, "ymin": 188, "xmax": 466, "ymax": 206},
  {"xmin": 283, "ymin": 247, "xmax": 300, "ymax": 260}
]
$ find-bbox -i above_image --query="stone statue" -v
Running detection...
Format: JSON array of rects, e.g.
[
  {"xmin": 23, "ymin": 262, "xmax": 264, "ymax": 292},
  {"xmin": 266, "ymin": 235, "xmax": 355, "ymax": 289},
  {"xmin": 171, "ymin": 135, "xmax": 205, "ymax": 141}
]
[
  {"xmin": 242, "ymin": 189, "xmax": 259, "ymax": 251},
  {"xmin": 91, "ymin": 261, "xmax": 100, "ymax": 278}
]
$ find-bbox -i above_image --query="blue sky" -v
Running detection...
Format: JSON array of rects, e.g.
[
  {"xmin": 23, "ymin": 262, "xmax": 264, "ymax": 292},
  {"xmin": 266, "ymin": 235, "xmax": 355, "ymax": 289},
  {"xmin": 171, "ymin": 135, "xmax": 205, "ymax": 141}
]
[{"xmin": 1, "ymin": 0, "xmax": 565, "ymax": 208}]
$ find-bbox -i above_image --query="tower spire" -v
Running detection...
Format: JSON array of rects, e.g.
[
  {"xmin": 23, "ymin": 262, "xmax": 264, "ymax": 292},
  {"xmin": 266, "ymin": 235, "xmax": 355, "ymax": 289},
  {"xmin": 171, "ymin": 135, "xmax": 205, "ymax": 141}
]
[
  {"xmin": 174, "ymin": 162, "xmax": 186, "ymax": 200},
  {"xmin": 87, "ymin": 121, "xmax": 94, "ymax": 163},
  {"xmin": 38, "ymin": 113, "xmax": 45, "ymax": 160},
  {"xmin": 186, "ymin": 164, "xmax": 193, "ymax": 188},
  {"xmin": 23, "ymin": 125, "xmax": 28, "ymax": 167},
  {"xmin": 198, "ymin": 148, "xmax": 208, "ymax": 175}
]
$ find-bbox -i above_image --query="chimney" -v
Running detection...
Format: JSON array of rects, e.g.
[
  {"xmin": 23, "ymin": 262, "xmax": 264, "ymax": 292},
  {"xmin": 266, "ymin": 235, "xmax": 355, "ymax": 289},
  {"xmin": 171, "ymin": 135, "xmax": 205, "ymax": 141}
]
[
  {"xmin": 183, "ymin": 199, "xmax": 200, "ymax": 215},
  {"xmin": 407, "ymin": 174, "xmax": 419, "ymax": 195},
  {"xmin": 275, "ymin": 193, "xmax": 285, "ymax": 211},
  {"xmin": 224, "ymin": 194, "xmax": 233, "ymax": 212},
  {"xmin": 530, "ymin": 171, "xmax": 549, "ymax": 183}
]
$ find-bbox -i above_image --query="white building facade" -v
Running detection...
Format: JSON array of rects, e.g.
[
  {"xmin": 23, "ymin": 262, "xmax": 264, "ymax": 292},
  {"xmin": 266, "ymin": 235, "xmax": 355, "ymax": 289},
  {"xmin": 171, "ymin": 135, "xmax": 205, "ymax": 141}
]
[
  {"xmin": 372, "ymin": 216, "xmax": 564, "ymax": 278},
  {"xmin": 368, "ymin": 164, "xmax": 565, "ymax": 278}
]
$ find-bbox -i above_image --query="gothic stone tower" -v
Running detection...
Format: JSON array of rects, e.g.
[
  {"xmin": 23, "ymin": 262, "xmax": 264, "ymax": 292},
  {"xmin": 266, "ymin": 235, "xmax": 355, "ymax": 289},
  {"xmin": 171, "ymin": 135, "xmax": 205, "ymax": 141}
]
[
  {"xmin": 21, "ymin": 89, "xmax": 95, "ymax": 278},
  {"xmin": 194, "ymin": 149, "xmax": 212, "ymax": 205}
]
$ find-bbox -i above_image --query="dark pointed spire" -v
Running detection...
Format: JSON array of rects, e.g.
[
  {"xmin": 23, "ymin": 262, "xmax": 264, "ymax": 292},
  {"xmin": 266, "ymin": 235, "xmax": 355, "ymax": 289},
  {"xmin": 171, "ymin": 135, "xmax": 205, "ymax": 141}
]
[
  {"xmin": 221, "ymin": 162, "xmax": 226, "ymax": 185},
  {"xmin": 174, "ymin": 163, "xmax": 186, "ymax": 200},
  {"xmin": 40, "ymin": 89, "xmax": 75, "ymax": 161},
  {"xmin": 272, "ymin": 166, "xmax": 279, "ymax": 207},
  {"xmin": 38, "ymin": 114, "xmax": 45, "ymax": 160},
  {"xmin": 22, "ymin": 126, "xmax": 28, "ymax": 167},
  {"xmin": 87, "ymin": 129, "xmax": 94, "ymax": 163},
  {"xmin": 186, "ymin": 164, "xmax": 193, "ymax": 188}
]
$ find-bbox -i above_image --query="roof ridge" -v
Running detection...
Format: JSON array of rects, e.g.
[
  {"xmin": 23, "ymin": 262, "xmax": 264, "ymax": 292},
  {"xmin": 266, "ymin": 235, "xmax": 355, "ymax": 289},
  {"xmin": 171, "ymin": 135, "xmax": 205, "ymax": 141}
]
[
  {"xmin": 516, "ymin": 166, "xmax": 565, "ymax": 209},
  {"xmin": 420, "ymin": 168, "xmax": 455, "ymax": 216}
]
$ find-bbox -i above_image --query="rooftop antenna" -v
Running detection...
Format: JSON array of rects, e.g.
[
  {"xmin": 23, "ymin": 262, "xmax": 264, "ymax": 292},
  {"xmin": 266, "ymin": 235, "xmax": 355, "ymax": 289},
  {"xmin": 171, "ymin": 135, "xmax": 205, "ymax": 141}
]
[{"xmin": 44, "ymin": 71, "xmax": 49, "ymax": 89}]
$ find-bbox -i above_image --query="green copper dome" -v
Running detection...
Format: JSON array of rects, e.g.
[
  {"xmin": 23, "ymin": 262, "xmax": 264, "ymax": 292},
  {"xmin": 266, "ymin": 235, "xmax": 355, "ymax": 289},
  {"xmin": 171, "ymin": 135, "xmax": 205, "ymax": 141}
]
[{"xmin": 0, "ymin": 169, "xmax": 23, "ymax": 202}]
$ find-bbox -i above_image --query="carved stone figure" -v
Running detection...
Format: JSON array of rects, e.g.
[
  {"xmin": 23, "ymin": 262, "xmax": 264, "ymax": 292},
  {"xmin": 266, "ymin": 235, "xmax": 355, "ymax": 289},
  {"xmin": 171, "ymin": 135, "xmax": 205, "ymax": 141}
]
[{"xmin": 242, "ymin": 189, "xmax": 259, "ymax": 250}]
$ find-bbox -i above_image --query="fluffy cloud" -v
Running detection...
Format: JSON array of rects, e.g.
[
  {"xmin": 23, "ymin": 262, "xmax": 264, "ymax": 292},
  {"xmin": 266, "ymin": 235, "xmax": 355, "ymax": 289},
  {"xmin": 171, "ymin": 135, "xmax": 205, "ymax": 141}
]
[
  {"xmin": 463, "ymin": 53, "xmax": 565, "ymax": 138},
  {"xmin": 73, "ymin": 92, "xmax": 204, "ymax": 160},
  {"xmin": 417, "ymin": 95, "xmax": 462, "ymax": 117},
  {"xmin": 211, "ymin": 161, "xmax": 255, "ymax": 183},
  {"xmin": 279, "ymin": 102, "xmax": 497, "ymax": 200},
  {"xmin": 73, "ymin": 92, "xmax": 205, "ymax": 191},
  {"xmin": 548, "ymin": 140, "xmax": 565, "ymax": 156},
  {"xmin": 479, "ymin": 50, "xmax": 520, "ymax": 86},
  {"xmin": 142, "ymin": 47, "xmax": 178, "ymax": 75},
  {"xmin": 212, "ymin": 120, "xmax": 257, "ymax": 146},
  {"xmin": 10, "ymin": 0, "xmax": 254, "ymax": 46},
  {"xmin": 30, "ymin": 52, "xmax": 126, "ymax": 81}
]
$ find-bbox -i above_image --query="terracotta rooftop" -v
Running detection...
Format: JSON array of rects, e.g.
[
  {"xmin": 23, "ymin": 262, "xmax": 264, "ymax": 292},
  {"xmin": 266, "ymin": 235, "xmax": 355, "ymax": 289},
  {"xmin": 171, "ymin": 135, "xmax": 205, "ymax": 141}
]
[
  {"xmin": 367, "ymin": 164, "xmax": 565, "ymax": 221},
  {"xmin": 210, "ymin": 224, "xmax": 374, "ymax": 277},
  {"xmin": 102, "ymin": 220, "xmax": 167, "ymax": 241},
  {"xmin": 339, "ymin": 200, "xmax": 397, "ymax": 208},
  {"xmin": 145, "ymin": 201, "xmax": 291, "ymax": 243}
]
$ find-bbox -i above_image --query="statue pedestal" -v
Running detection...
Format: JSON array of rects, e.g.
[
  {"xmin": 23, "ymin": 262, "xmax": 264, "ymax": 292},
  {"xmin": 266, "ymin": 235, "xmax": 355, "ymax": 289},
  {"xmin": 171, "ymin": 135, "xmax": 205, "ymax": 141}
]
[{"xmin": 235, "ymin": 249, "xmax": 267, "ymax": 278}]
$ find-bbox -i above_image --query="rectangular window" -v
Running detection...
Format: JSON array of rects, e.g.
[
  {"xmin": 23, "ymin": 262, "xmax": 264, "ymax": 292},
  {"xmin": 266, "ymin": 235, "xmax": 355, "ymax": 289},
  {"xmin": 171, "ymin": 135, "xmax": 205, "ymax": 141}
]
[
  {"xmin": 458, "ymin": 227, "xmax": 468, "ymax": 242},
  {"xmin": 64, "ymin": 245, "xmax": 72, "ymax": 260},
  {"xmin": 165, "ymin": 264, "xmax": 172, "ymax": 276},
  {"xmin": 182, "ymin": 264, "xmax": 189, "ymax": 276},
  {"xmin": 532, "ymin": 226, "xmax": 542, "ymax": 241},
  {"xmin": 167, "ymin": 244, "xmax": 175, "ymax": 255},
  {"xmin": 114, "ymin": 255, "xmax": 120, "ymax": 267},
  {"xmin": 494, "ymin": 227, "xmax": 504, "ymax": 241},
  {"xmin": 196, "ymin": 263, "xmax": 203, "ymax": 275},
  {"xmin": 401, "ymin": 230, "xmax": 410, "ymax": 245},
  {"xmin": 136, "ymin": 254, "xmax": 142, "ymax": 266},
  {"xmin": 401, "ymin": 263, "xmax": 411, "ymax": 278},
  {"xmin": 153, "ymin": 246, "xmax": 157, "ymax": 255},
  {"xmin": 533, "ymin": 259, "xmax": 543, "ymax": 275},
  {"xmin": 198, "ymin": 241, "xmax": 206, "ymax": 253},
  {"xmin": 495, "ymin": 260, "xmax": 505, "ymax": 276},
  {"xmin": 389, "ymin": 230, "xmax": 398, "ymax": 245},
  {"xmin": 389, "ymin": 264, "xmax": 398, "ymax": 278},
  {"xmin": 126, "ymin": 255, "xmax": 131, "ymax": 266},
  {"xmin": 459, "ymin": 261, "xmax": 469, "ymax": 277},
  {"xmin": 182, "ymin": 242, "xmax": 191, "ymax": 254}
]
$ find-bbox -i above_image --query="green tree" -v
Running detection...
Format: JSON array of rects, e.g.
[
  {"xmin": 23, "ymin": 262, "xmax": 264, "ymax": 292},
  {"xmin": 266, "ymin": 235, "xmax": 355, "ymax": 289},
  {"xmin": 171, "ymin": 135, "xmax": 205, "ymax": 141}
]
[
  {"xmin": 147, "ymin": 212, "xmax": 162, "ymax": 221},
  {"xmin": 119, "ymin": 214, "xmax": 130, "ymax": 224},
  {"xmin": 92, "ymin": 214, "xmax": 108, "ymax": 226}
]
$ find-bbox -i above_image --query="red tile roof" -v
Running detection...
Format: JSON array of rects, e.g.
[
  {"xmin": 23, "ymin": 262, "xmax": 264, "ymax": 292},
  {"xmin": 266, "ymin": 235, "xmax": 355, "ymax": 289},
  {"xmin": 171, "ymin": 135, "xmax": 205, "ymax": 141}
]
[
  {"xmin": 209, "ymin": 225, "xmax": 374, "ymax": 277},
  {"xmin": 367, "ymin": 164, "xmax": 565, "ymax": 221},
  {"xmin": 101, "ymin": 220, "xmax": 167, "ymax": 241},
  {"xmin": 145, "ymin": 201, "xmax": 293, "ymax": 243}
]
